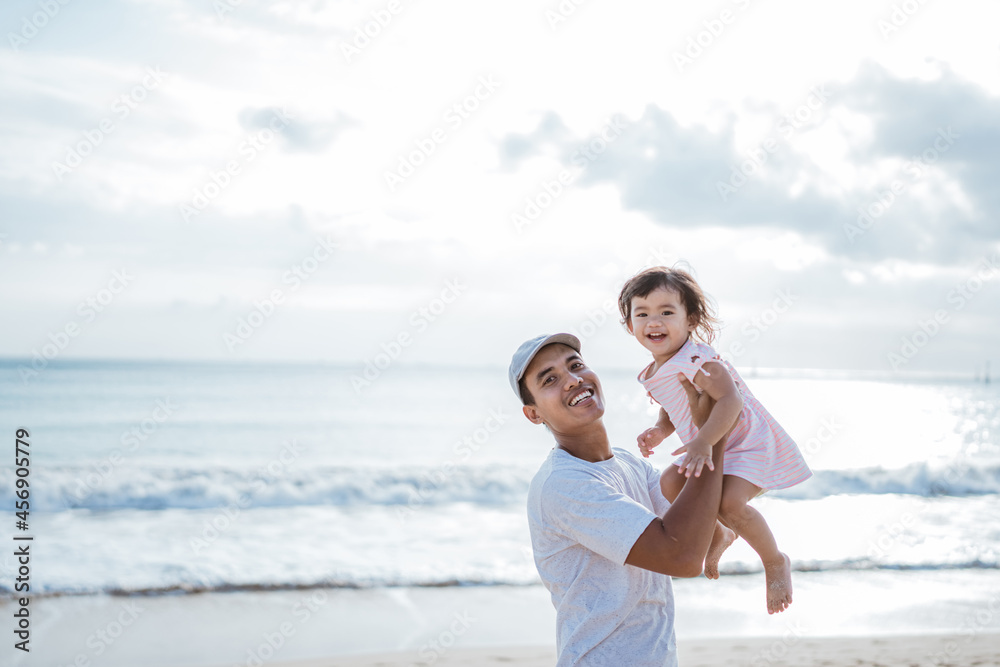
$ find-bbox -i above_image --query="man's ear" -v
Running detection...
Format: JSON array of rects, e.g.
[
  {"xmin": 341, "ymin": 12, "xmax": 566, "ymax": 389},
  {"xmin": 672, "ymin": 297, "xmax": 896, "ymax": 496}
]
[{"xmin": 523, "ymin": 404, "xmax": 544, "ymax": 425}]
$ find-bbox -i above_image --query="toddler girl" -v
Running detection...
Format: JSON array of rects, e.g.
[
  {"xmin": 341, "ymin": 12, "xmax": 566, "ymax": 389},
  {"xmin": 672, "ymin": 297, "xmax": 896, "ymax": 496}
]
[{"xmin": 619, "ymin": 266, "xmax": 811, "ymax": 614}]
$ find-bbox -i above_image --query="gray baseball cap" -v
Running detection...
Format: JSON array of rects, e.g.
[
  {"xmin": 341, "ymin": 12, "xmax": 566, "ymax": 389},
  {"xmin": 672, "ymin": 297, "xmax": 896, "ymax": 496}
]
[{"xmin": 508, "ymin": 333, "xmax": 582, "ymax": 398}]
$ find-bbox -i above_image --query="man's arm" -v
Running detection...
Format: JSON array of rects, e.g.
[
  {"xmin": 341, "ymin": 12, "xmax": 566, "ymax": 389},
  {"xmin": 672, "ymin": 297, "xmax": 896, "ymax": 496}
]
[
  {"xmin": 624, "ymin": 376, "xmax": 725, "ymax": 577},
  {"xmin": 671, "ymin": 361, "xmax": 743, "ymax": 478}
]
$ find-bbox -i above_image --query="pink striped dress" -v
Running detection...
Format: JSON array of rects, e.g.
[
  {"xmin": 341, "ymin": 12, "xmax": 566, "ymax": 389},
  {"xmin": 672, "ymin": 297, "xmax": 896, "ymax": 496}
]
[{"xmin": 638, "ymin": 338, "xmax": 812, "ymax": 491}]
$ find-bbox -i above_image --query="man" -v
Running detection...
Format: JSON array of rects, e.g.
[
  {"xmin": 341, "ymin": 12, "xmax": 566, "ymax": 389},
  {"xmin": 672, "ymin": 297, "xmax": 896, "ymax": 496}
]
[{"xmin": 510, "ymin": 333, "xmax": 727, "ymax": 666}]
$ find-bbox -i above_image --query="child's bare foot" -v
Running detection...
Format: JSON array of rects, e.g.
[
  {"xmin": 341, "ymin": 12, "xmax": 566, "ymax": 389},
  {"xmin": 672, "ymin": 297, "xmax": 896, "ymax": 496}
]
[
  {"xmin": 764, "ymin": 553, "xmax": 793, "ymax": 614},
  {"xmin": 704, "ymin": 525, "xmax": 737, "ymax": 580}
]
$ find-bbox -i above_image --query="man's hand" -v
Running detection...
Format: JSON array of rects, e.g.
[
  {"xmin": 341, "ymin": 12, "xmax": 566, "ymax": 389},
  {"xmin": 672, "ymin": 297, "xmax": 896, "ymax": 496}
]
[
  {"xmin": 674, "ymin": 373, "xmax": 723, "ymax": 476},
  {"xmin": 671, "ymin": 441, "xmax": 715, "ymax": 478},
  {"xmin": 678, "ymin": 374, "xmax": 714, "ymax": 428},
  {"xmin": 637, "ymin": 426, "xmax": 667, "ymax": 458}
]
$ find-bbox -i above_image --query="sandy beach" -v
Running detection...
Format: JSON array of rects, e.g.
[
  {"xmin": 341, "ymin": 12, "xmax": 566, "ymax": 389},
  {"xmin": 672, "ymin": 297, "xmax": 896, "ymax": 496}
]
[
  {"xmin": 242, "ymin": 634, "xmax": 1000, "ymax": 667},
  {"xmin": 9, "ymin": 572, "xmax": 998, "ymax": 667}
]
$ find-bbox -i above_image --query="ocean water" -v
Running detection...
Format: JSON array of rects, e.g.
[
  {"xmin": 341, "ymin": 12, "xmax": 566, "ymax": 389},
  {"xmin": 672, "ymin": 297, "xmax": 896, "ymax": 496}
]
[{"xmin": 1, "ymin": 359, "xmax": 998, "ymax": 598}]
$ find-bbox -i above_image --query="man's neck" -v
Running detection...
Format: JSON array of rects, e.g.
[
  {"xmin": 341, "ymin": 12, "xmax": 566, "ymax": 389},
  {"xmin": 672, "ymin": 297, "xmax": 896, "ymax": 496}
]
[{"xmin": 553, "ymin": 423, "xmax": 613, "ymax": 462}]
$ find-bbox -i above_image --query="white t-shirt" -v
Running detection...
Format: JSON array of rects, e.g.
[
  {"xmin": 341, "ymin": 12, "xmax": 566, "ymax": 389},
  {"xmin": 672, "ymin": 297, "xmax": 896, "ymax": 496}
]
[{"xmin": 527, "ymin": 446, "xmax": 677, "ymax": 667}]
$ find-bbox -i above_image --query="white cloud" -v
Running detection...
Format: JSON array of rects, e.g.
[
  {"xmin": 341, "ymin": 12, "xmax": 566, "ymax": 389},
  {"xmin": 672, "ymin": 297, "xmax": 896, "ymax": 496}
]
[
  {"xmin": 1, "ymin": 0, "xmax": 998, "ymax": 372},
  {"xmin": 735, "ymin": 232, "xmax": 829, "ymax": 272}
]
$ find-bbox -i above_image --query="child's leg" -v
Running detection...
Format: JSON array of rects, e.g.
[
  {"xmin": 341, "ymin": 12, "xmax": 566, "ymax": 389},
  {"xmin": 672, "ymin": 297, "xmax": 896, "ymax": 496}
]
[
  {"xmin": 661, "ymin": 465, "xmax": 736, "ymax": 580},
  {"xmin": 719, "ymin": 475, "xmax": 793, "ymax": 614},
  {"xmin": 659, "ymin": 464, "xmax": 686, "ymax": 502}
]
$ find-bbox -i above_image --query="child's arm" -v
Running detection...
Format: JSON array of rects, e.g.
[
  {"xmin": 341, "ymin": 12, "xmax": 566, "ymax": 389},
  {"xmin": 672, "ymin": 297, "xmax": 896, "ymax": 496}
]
[
  {"xmin": 671, "ymin": 361, "xmax": 743, "ymax": 478},
  {"xmin": 637, "ymin": 407, "xmax": 676, "ymax": 458}
]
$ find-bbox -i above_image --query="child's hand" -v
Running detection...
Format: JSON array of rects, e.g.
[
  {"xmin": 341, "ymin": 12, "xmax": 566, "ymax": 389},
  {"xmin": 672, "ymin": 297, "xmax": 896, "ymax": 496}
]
[
  {"xmin": 637, "ymin": 426, "xmax": 667, "ymax": 458},
  {"xmin": 671, "ymin": 441, "xmax": 715, "ymax": 477}
]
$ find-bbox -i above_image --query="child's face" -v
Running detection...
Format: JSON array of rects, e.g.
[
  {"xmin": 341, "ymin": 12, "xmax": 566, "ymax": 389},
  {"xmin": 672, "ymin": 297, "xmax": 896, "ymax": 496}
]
[{"xmin": 627, "ymin": 288, "xmax": 695, "ymax": 362}]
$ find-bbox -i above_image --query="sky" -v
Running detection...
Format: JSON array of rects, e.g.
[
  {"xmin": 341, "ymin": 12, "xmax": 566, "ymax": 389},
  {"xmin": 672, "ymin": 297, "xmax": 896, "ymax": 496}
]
[{"xmin": 1, "ymin": 0, "xmax": 998, "ymax": 377}]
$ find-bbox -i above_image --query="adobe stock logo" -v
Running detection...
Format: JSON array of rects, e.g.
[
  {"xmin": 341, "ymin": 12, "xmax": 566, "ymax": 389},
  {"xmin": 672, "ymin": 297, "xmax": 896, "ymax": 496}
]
[
  {"xmin": 7, "ymin": 0, "xmax": 72, "ymax": 50},
  {"xmin": 887, "ymin": 254, "xmax": 999, "ymax": 371},
  {"xmin": 844, "ymin": 127, "xmax": 959, "ymax": 243},
  {"xmin": 223, "ymin": 235, "xmax": 337, "ymax": 352},
  {"xmin": 51, "ymin": 66, "xmax": 168, "ymax": 180},
  {"xmin": 179, "ymin": 108, "xmax": 294, "ymax": 222},
  {"xmin": 383, "ymin": 76, "xmax": 501, "ymax": 193},
  {"xmin": 351, "ymin": 279, "xmax": 467, "ymax": 393}
]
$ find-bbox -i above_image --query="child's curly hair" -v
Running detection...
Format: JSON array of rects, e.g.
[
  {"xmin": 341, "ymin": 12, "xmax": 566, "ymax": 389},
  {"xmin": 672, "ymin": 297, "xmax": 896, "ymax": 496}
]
[{"xmin": 617, "ymin": 266, "xmax": 720, "ymax": 345}]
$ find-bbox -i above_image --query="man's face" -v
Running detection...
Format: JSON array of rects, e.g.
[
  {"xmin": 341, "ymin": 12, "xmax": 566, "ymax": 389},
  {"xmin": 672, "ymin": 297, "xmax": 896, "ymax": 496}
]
[{"xmin": 522, "ymin": 344, "xmax": 604, "ymax": 431}]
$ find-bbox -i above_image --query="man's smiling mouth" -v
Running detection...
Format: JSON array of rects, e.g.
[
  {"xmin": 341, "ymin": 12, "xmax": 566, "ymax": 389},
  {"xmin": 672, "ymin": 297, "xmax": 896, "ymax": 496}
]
[{"xmin": 569, "ymin": 388, "xmax": 594, "ymax": 406}]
